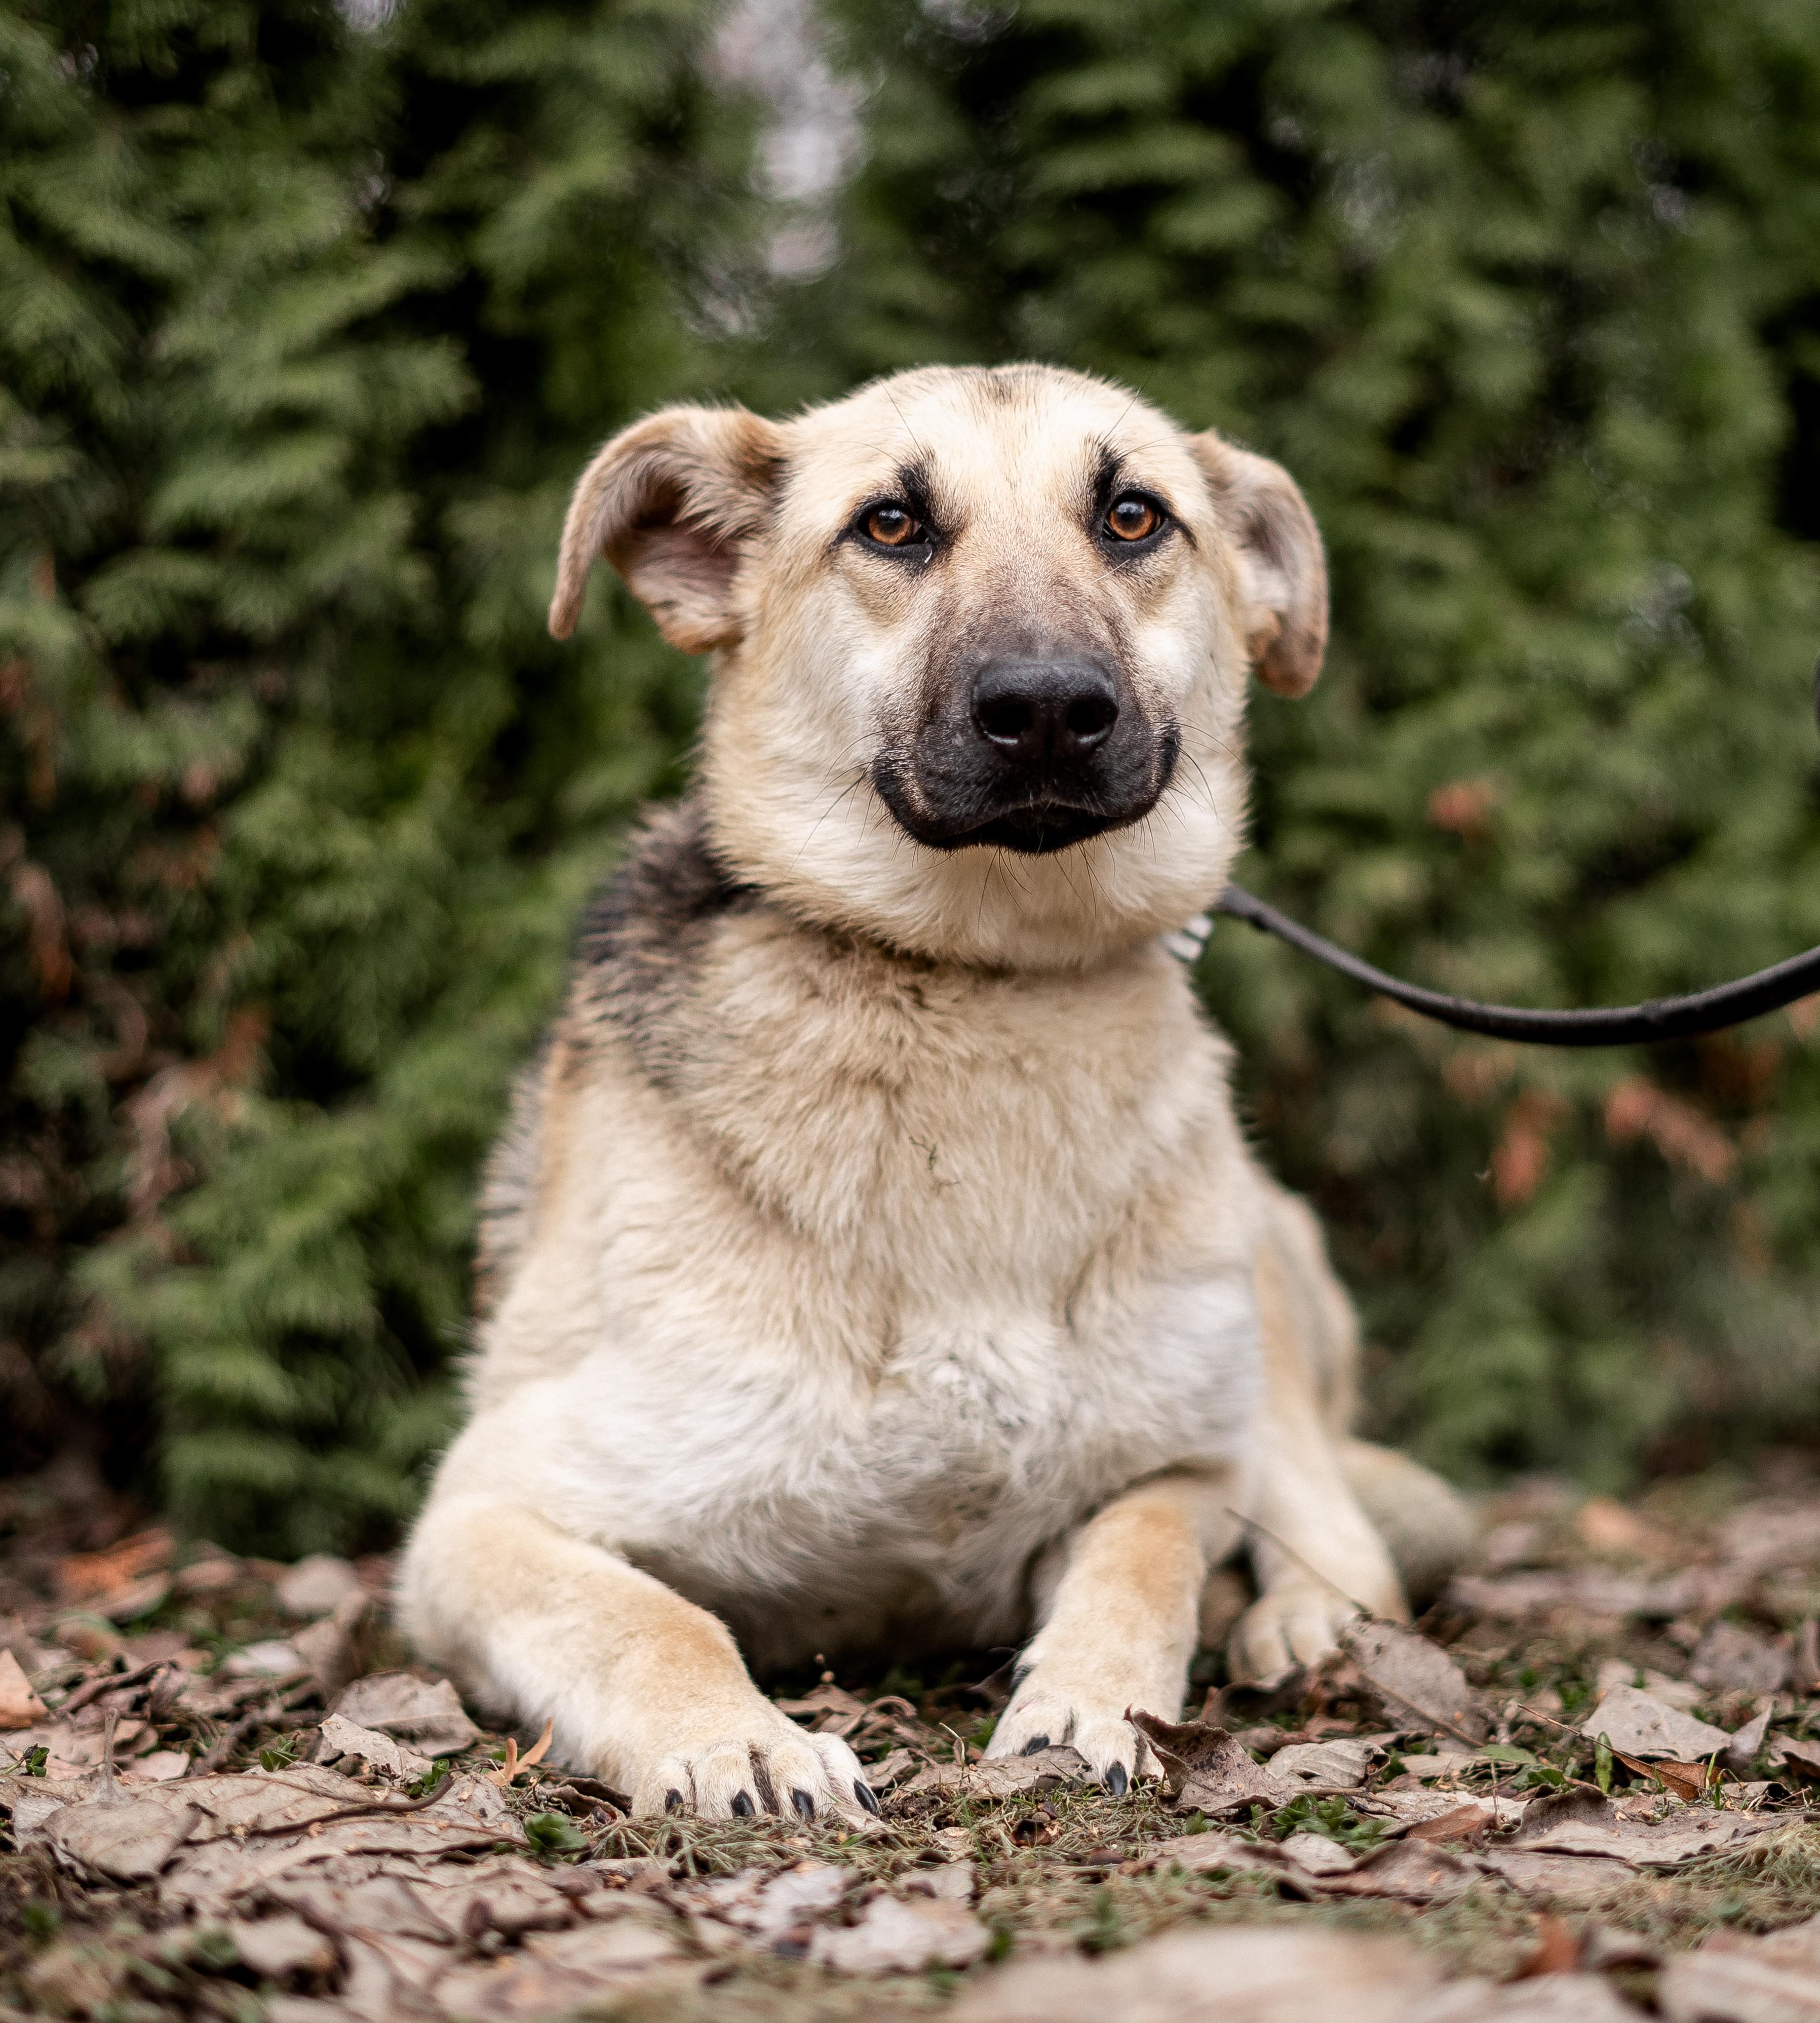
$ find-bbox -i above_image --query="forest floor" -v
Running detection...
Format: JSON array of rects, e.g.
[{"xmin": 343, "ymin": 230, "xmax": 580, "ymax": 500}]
[{"xmin": 4, "ymin": 1461, "xmax": 1820, "ymax": 2021}]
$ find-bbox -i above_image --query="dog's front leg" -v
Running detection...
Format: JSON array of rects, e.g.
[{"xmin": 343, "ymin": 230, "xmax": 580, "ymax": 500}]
[
  {"xmin": 984, "ymin": 1470, "xmax": 1242, "ymax": 1792},
  {"xmin": 398, "ymin": 1494, "xmax": 873, "ymax": 1821},
  {"xmin": 1225, "ymin": 1246, "xmax": 1409, "ymax": 1682}
]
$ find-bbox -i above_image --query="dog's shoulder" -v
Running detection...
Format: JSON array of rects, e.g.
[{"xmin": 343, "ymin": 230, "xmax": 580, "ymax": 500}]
[
  {"xmin": 570, "ymin": 795, "xmax": 759, "ymax": 1086},
  {"xmin": 472, "ymin": 800, "xmax": 753, "ymax": 1317}
]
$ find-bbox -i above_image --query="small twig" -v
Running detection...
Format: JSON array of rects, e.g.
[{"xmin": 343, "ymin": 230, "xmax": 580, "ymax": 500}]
[
  {"xmin": 62, "ymin": 1659, "xmax": 165, "ymax": 1717},
  {"xmin": 228, "ymin": 1784, "xmax": 456, "ymax": 1839}
]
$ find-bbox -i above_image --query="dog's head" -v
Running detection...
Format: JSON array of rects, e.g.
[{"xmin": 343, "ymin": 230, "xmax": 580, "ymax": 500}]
[{"xmin": 550, "ymin": 365, "xmax": 1325, "ymax": 967}]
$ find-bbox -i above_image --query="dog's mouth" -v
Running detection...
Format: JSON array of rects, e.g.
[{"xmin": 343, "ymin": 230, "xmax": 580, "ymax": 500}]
[
  {"xmin": 871, "ymin": 763, "xmax": 1168, "ymax": 856},
  {"xmin": 935, "ymin": 802, "xmax": 1123, "ymax": 855}
]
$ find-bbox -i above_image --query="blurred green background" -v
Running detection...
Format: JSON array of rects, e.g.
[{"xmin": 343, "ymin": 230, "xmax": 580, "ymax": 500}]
[{"xmin": 3, "ymin": 0, "xmax": 1818, "ymax": 1554}]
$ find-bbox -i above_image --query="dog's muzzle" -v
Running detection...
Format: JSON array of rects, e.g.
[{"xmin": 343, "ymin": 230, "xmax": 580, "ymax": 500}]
[{"xmin": 874, "ymin": 653, "xmax": 1177, "ymax": 854}]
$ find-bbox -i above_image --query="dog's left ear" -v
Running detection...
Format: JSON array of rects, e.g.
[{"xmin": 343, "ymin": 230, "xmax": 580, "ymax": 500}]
[
  {"xmin": 1188, "ymin": 433, "xmax": 1328, "ymax": 697},
  {"xmin": 548, "ymin": 403, "xmax": 786, "ymax": 650}
]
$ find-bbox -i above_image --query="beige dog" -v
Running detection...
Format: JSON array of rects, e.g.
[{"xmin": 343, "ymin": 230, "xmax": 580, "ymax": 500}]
[{"xmin": 398, "ymin": 364, "xmax": 1472, "ymax": 1823}]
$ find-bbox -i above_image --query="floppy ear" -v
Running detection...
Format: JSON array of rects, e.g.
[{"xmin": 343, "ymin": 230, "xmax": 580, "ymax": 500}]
[
  {"xmin": 548, "ymin": 404, "xmax": 786, "ymax": 650},
  {"xmin": 1189, "ymin": 432, "xmax": 1329, "ymax": 697}
]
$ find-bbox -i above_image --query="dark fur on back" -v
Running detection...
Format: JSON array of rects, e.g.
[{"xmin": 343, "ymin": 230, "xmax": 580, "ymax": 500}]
[
  {"xmin": 573, "ymin": 798, "xmax": 755, "ymax": 1088},
  {"xmin": 472, "ymin": 801, "xmax": 753, "ymax": 1317}
]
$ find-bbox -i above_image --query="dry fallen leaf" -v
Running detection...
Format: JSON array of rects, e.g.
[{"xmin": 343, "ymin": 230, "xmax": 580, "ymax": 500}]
[
  {"xmin": 293, "ymin": 1591, "xmax": 374, "ymax": 1700},
  {"xmin": 1515, "ymin": 1808, "xmax": 1768, "ymax": 1869},
  {"xmin": 1405, "ymin": 1803, "xmax": 1490, "ymax": 1846},
  {"xmin": 222, "ymin": 1913, "xmax": 338, "ymax": 1981},
  {"xmin": 55, "ymin": 1529, "xmax": 173, "ymax": 1604},
  {"xmin": 0, "ymin": 1648, "xmax": 48, "ymax": 1729},
  {"xmin": 1580, "ymin": 1686, "xmax": 1729, "ymax": 1761},
  {"xmin": 949, "ymin": 1923, "xmax": 1441, "ymax": 2023},
  {"xmin": 274, "ymin": 1554, "xmax": 366, "ymax": 1620},
  {"xmin": 1128, "ymin": 1832, "xmax": 1299, "ymax": 1879},
  {"xmin": 1126, "ymin": 1711, "xmax": 1283, "ymax": 1815},
  {"xmin": 1724, "ymin": 1704, "xmax": 1775, "ymax": 1776},
  {"xmin": 1775, "ymin": 1735, "xmax": 1820, "ymax": 1782},
  {"xmin": 316, "ymin": 1711, "xmax": 432, "ymax": 1782},
  {"xmin": 1280, "ymin": 1830, "xmax": 1357, "ymax": 1876},
  {"xmin": 1658, "ymin": 1914, "xmax": 1820, "ymax": 2023},
  {"xmin": 809, "ymin": 1894, "xmax": 989, "ymax": 1974},
  {"xmin": 1340, "ymin": 1622, "xmax": 1488, "ymax": 1744},
  {"xmin": 900, "ymin": 1744, "xmax": 1088, "ymax": 1798},
  {"xmin": 433, "ymin": 1916, "xmax": 695, "ymax": 2021},
  {"xmin": 1689, "ymin": 1619, "xmax": 1791, "ymax": 1697},
  {"xmin": 1318, "ymin": 1838, "xmax": 1486, "ymax": 1904},
  {"xmin": 332, "ymin": 1672, "xmax": 479, "ymax": 1758},
  {"xmin": 1269, "ymin": 1737, "xmax": 1374, "ymax": 1791},
  {"xmin": 47, "ymin": 1795, "xmax": 200, "ymax": 1883}
]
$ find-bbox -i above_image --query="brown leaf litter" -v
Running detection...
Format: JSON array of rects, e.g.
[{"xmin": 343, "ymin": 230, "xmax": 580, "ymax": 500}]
[{"xmin": 8, "ymin": 1469, "xmax": 1820, "ymax": 2019}]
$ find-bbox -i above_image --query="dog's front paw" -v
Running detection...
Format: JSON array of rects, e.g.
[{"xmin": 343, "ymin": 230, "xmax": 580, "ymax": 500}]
[
  {"xmin": 628, "ymin": 1696, "xmax": 875, "ymax": 1823},
  {"xmin": 1228, "ymin": 1580, "xmax": 1359, "ymax": 1686},
  {"xmin": 985, "ymin": 1661, "xmax": 1169, "ymax": 1795}
]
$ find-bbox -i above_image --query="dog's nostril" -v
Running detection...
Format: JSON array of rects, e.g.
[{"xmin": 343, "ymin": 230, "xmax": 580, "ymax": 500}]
[
  {"xmin": 978, "ymin": 696, "xmax": 1036, "ymax": 745},
  {"xmin": 1065, "ymin": 694, "xmax": 1117, "ymax": 744}
]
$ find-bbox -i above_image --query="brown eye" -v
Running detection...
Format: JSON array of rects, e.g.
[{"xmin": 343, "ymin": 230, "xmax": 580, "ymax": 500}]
[
  {"xmin": 865, "ymin": 503, "xmax": 923, "ymax": 547},
  {"xmin": 1106, "ymin": 495, "xmax": 1160, "ymax": 542}
]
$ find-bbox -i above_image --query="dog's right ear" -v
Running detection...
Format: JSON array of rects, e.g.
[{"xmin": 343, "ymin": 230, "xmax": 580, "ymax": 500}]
[{"xmin": 548, "ymin": 404, "xmax": 786, "ymax": 650}]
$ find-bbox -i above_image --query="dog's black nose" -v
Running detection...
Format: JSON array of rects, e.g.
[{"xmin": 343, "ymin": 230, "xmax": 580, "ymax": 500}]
[{"xmin": 971, "ymin": 658, "xmax": 1119, "ymax": 762}]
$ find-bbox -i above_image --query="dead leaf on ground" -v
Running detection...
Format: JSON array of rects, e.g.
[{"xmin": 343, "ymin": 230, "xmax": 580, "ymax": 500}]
[
  {"xmin": 331, "ymin": 1672, "xmax": 479, "ymax": 1758},
  {"xmin": 1127, "ymin": 1832, "xmax": 1301, "ymax": 1880},
  {"xmin": 1724, "ymin": 1704, "xmax": 1776, "ymax": 1775},
  {"xmin": 0, "ymin": 1648, "xmax": 47, "ymax": 1728},
  {"xmin": 1269, "ymin": 1737, "xmax": 1374, "ymax": 1791},
  {"xmin": 1580, "ymin": 1685, "xmax": 1729, "ymax": 1761},
  {"xmin": 1405, "ymin": 1803, "xmax": 1490, "ymax": 1846},
  {"xmin": 1340, "ymin": 1621, "xmax": 1488, "ymax": 1743},
  {"xmin": 275, "ymin": 1554, "xmax": 366, "ymax": 1620},
  {"xmin": 1476, "ymin": 1848, "xmax": 1639, "ymax": 1898},
  {"xmin": 222, "ymin": 1914, "xmax": 338, "ymax": 1981},
  {"xmin": 433, "ymin": 1917, "xmax": 696, "ymax": 2022},
  {"xmin": 1689, "ymin": 1619, "xmax": 1791, "ymax": 1696},
  {"xmin": 1316, "ymin": 1838, "xmax": 1486, "ymax": 1904},
  {"xmin": 315, "ymin": 1711, "xmax": 431, "ymax": 1782},
  {"xmin": 294, "ymin": 1592, "xmax": 375, "ymax": 1700},
  {"xmin": 809, "ymin": 1893, "xmax": 990, "ymax": 1974},
  {"xmin": 1126, "ymin": 1711, "xmax": 1282, "ymax": 1814},
  {"xmin": 1516, "ymin": 1805, "xmax": 1772, "ymax": 1869},
  {"xmin": 47, "ymin": 1795, "xmax": 200, "ymax": 1883},
  {"xmin": 949, "ymin": 1924, "xmax": 1441, "ymax": 2023},
  {"xmin": 1775, "ymin": 1735, "xmax": 1820, "ymax": 1782},
  {"xmin": 1280, "ymin": 1830, "xmax": 1357, "ymax": 1877},
  {"xmin": 1659, "ymin": 1913, "xmax": 1820, "ymax": 2023},
  {"xmin": 1420, "ymin": 1975, "xmax": 1641, "ymax": 2021},
  {"xmin": 55, "ymin": 1528, "xmax": 172, "ymax": 1604},
  {"xmin": 900, "ymin": 1744, "xmax": 1088, "ymax": 1798}
]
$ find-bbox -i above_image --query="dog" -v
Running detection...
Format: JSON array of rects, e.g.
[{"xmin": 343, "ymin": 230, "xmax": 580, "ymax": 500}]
[{"xmin": 397, "ymin": 363, "xmax": 1474, "ymax": 1823}]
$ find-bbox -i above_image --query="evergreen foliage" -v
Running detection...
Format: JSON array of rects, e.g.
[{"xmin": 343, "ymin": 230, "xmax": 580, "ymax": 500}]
[
  {"xmin": 813, "ymin": 0, "xmax": 1820, "ymax": 1483},
  {"xmin": 6, "ymin": 0, "xmax": 1820, "ymax": 1547},
  {"xmin": 1, "ymin": 0, "xmax": 744, "ymax": 1548}
]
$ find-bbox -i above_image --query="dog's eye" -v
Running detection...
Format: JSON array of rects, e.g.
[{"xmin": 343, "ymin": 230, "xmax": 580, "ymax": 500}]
[
  {"xmin": 864, "ymin": 504, "xmax": 924, "ymax": 548},
  {"xmin": 1105, "ymin": 494, "xmax": 1162, "ymax": 543}
]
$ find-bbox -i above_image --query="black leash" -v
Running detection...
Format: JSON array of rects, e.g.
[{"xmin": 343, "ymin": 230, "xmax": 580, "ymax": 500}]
[{"xmin": 1211, "ymin": 663, "xmax": 1820, "ymax": 1048}]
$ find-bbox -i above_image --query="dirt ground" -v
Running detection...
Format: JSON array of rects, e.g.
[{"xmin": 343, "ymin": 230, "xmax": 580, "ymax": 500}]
[{"xmin": 4, "ymin": 1460, "xmax": 1820, "ymax": 2021}]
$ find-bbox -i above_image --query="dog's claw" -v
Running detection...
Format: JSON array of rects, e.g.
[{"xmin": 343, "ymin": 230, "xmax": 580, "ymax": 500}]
[
  {"xmin": 791, "ymin": 1787, "xmax": 815, "ymax": 1819},
  {"xmin": 1104, "ymin": 1762, "xmax": 1129, "ymax": 1797},
  {"xmin": 664, "ymin": 1789, "xmax": 683, "ymax": 1813},
  {"xmin": 730, "ymin": 1790, "xmax": 755, "ymax": 1816},
  {"xmin": 854, "ymin": 1779, "xmax": 880, "ymax": 1814},
  {"xmin": 1020, "ymin": 1733, "xmax": 1051, "ymax": 1755}
]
